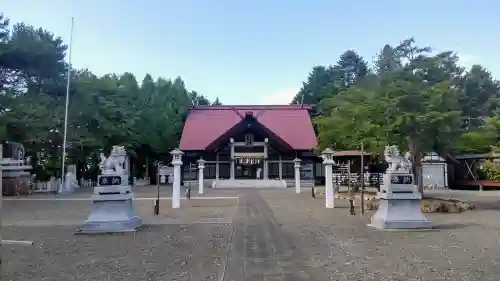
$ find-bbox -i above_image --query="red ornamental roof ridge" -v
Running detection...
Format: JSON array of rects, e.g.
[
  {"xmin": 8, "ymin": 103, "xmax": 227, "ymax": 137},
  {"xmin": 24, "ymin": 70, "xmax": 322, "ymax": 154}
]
[
  {"xmin": 188, "ymin": 104, "xmax": 315, "ymax": 110},
  {"xmin": 180, "ymin": 104, "xmax": 318, "ymax": 151}
]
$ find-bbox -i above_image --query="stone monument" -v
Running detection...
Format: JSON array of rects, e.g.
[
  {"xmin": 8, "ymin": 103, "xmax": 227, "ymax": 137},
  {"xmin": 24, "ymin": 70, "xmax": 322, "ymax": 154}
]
[
  {"xmin": 76, "ymin": 146, "xmax": 142, "ymax": 234},
  {"xmin": 370, "ymin": 145, "xmax": 432, "ymax": 229},
  {"xmin": 63, "ymin": 164, "xmax": 78, "ymax": 193}
]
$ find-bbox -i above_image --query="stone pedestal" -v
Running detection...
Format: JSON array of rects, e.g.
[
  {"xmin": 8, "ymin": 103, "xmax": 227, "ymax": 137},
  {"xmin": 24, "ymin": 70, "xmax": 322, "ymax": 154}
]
[
  {"xmin": 294, "ymin": 158, "xmax": 301, "ymax": 193},
  {"xmin": 370, "ymin": 172, "xmax": 432, "ymax": 229},
  {"xmin": 198, "ymin": 158, "xmax": 205, "ymax": 194},
  {"xmin": 76, "ymin": 173, "xmax": 142, "ymax": 234}
]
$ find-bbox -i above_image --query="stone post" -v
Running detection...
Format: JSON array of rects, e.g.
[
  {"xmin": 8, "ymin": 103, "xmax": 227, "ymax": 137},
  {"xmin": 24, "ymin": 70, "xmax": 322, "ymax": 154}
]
[
  {"xmin": 197, "ymin": 158, "xmax": 205, "ymax": 194},
  {"xmin": 322, "ymin": 148, "xmax": 335, "ymax": 208},
  {"xmin": 278, "ymin": 156, "xmax": 283, "ymax": 180},
  {"xmin": 230, "ymin": 138, "xmax": 235, "ymax": 180},
  {"xmin": 264, "ymin": 138, "xmax": 269, "ymax": 180},
  {"xmin": 170, "ymin": 149, "xmax": 183, "ymax": 209},
  {"xmin": 215, "ymin": 153, "xmax": 219, "ymax": 180},
  {"xmin": 294, "ymin": 158, "xmax": 301, "ymax": 193}
]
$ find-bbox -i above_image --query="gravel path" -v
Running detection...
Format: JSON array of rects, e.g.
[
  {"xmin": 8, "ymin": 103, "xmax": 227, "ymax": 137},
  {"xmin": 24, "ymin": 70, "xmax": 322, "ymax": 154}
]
[{"xmin": 223, "ymin": 191, "xmax": 329, "ymax": 281}]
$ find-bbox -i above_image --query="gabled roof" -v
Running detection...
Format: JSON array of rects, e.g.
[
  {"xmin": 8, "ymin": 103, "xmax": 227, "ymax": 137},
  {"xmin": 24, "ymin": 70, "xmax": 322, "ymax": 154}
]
[{"xmin": 179, "ymin": 105, "xmax": 318, "ymax": 151}]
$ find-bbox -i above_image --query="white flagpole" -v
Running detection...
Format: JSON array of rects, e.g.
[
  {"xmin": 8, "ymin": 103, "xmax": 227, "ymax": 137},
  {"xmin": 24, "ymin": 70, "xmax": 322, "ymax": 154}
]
[{"xmin": 59, "ymin": 17, "xmax": 74, "ymax": 194}]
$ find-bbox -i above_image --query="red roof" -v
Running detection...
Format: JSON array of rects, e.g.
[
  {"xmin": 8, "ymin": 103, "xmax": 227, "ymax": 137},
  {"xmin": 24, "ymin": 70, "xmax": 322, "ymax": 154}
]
[{"xmin": 179, "ymin": 105, "xmax": 318, "ymax": 151}]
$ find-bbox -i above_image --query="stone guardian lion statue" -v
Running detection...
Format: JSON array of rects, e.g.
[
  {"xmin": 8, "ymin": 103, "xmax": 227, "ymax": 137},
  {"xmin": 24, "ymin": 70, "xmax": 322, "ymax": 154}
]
[
  {"xmin": 99, "ymin": 146, "xmax": 127, "ymax": 174},
  {"xmin": 384, "ymin": 145, "xmax": 412, "ymax": 173}
]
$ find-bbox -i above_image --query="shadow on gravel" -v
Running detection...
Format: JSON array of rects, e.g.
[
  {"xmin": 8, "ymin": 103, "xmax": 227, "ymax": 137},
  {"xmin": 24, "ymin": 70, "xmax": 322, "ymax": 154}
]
[
  {"xmin": 472, "ymin": 201, "xmax": 500, "ymax": 210},
  {"xmin": 433, "ymin": 222, "xmax": 480, "ymax": 230}
]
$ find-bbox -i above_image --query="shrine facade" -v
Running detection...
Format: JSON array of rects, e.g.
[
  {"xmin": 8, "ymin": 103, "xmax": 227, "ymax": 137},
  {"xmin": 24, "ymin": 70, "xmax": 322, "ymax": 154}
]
[{"xmin": 178, "ymin": 105, "xmax": 318, "ymax": 188}]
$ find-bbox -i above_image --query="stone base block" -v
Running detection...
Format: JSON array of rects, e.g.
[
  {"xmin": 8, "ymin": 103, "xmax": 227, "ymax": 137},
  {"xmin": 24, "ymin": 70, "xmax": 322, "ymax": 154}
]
[
  {"xmin": 76, "ymin": 196, "xmax": 142, "ymax": 234},
  {"xmin": 370, "ymin": 199, "xmax": 432, "ymax": 230}
]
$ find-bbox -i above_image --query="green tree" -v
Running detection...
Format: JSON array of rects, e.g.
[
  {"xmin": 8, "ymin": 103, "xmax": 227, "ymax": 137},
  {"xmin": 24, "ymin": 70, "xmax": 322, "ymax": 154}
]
[
  {"xmin": 212, "ymin": 97, "xmax": 222, "ymax": 105},
  {"xmin": 0, "ymin": 13, "xmax": 213, "ymax": 181},
  {"xmin": 316, "ymin": 38, "xmax": 464, "ymax": 192}
]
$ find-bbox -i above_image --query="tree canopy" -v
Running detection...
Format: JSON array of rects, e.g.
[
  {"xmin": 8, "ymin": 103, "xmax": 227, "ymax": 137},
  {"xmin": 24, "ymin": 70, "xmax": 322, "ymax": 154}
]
[
  {"xmin": 293, "ymin": 38, "xmax": 500, "ymax": 189},
  {"xmin": 2, "ymin": 11, "xmax": 500, "ymax": 186},
  {"xmin": 0, "ymin": 13, "xmax": 217, "ymax": 180}
]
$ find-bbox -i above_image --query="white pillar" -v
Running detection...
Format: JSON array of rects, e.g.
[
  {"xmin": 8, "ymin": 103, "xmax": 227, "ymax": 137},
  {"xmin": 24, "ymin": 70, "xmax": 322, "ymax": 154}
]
[
  {"xmin": 215, "ymin": 153, "xmax": 219, "ymax": 180},
  {"xmin": 322, "ymin": 148, "xmax": 335, "ymax": 209},
  {"xmin": 230, "ymin": 138, "xmax": 235, "ymax": 180},
  {"xmin": 230, "ymin": 160, "xmax": 235, "ymax": 180},
  {"xmin": 278, "ymin": 156, "xmax": 283, "ymax": 180},
  {"xmin": 324, "ymin": 163, "xmax": 334, "ymax": 208},
  {"xmin": 197, "ymin": 158, "xmax": 205, "ymax": 194},
  {"xmin": 294, "ymin": 158, "xmax": 301, "ymax": 193},
  {"xmin": 170, "ymin": 149, "xmax": 183, "ymax": 209},
  {"xmin": 263, "ymin": 139, "xmax": 269, "ymax": 180},
  {"xmin": 264, "ymin": 160, "xmax": 268, "ymax": 180}
]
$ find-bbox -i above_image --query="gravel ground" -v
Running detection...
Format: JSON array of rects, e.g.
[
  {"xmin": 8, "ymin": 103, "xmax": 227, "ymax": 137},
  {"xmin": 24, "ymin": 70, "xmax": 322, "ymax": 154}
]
[
  {"xmin": 3, "ymin": 188, "xmax": 500, "ymax": 280},
  {"xmin": 260, "ymin": 189, "xmax": 500, "ymax": 281},
  {"xmin": 3, "ymin": 224, "xmax": 232, "ymax": 281},
  {"xmin": 3, "ymin": 198, "xmax": 238, "ymax": 226}
]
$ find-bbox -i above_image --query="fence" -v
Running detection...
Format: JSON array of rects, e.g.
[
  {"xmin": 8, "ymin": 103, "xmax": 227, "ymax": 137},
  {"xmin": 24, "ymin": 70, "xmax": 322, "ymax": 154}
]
[
  {"xmin": 332, "ymin": 172, "xmax": 383, "ymax": 187},
  {"xmin": 30, "ymin": 177, "xmax": 97, "ymax": 193},
  {"xmin": 31, "ymin": 177, "xmax": 60, "ymax": 193}
]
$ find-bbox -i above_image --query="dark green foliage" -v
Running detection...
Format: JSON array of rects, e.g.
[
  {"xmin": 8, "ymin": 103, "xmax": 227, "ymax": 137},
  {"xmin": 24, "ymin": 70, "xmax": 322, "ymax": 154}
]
[
  {"xmin": 0, "ymin": 14, "xmax": 220, "ymax": 179},
  {"xmin": 298, "ymin": 37, "xmax": 499, "ymax": 191}
]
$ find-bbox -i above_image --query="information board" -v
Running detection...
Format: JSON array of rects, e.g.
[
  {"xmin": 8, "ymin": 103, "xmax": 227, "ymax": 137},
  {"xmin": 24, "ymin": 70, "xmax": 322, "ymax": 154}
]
[{"xmin": 300, "ymin": 163, "xmax": 314, "ymax": 180}]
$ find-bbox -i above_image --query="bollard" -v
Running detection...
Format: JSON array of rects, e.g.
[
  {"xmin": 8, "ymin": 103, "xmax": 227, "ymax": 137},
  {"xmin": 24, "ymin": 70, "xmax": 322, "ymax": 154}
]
[
  {"xmin": 349, "ymin": 199, "xmax": 355, "ymax": 215},
  {"xmin": 311, "ymin": 186, "xmax": 316, "ymax": 199},
  {"xmin": 186, "ymin": 187, "xmax": 191, "ymax": 200}
]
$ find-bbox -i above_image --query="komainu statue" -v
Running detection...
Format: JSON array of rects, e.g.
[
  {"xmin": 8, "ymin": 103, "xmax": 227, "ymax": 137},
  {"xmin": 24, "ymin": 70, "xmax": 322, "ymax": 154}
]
[
  {"xmin": 384, "ymin": 145, "xmax": 412, "ymax": 173},
  {"xmin": 99, "ymin": 146, "xmax": 127, "ymax": 174}
]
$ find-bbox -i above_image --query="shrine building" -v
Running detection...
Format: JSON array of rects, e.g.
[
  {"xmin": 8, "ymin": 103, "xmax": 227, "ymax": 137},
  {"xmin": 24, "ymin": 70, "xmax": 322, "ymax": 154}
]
[{"xmin": 178, "ymin": 105, "xmax": 319, "ymax": 188}]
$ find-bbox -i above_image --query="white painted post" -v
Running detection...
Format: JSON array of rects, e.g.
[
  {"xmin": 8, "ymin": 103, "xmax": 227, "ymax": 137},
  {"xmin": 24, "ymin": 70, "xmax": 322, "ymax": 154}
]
[
  {"xmin": 230, "ymin": 138, "xmax": 235, "ymax": 180},
  {"xmin": 264, "ymin": 138, "xmax": 269, "ymax": 180},
  {"xmin": 170, "ymin": 149, "xmax": 183, "ymax": 209},
  {"xmin": 215, "ymin": 153, "xmax": 219, "ymax": 180},
  {"xmin": 322, "ymin": 148, "xmax": 335, "ymax": 208},
  {"xmin": 197, "ymin": 158, "xmax": 205, "ymax": 194},
  {"xmin": 294, "ymin": 158, "xmax": 301, "ymax": 193},
  {"xmin": 278, "ymin": 156, "xmax": 283, "ymax": 180}
]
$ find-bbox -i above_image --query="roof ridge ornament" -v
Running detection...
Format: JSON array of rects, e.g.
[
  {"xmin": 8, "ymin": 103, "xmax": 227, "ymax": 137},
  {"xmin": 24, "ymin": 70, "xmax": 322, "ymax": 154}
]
[{"xmin": 231, "ymin": 108, "xmax": 245, "ymax": 119}]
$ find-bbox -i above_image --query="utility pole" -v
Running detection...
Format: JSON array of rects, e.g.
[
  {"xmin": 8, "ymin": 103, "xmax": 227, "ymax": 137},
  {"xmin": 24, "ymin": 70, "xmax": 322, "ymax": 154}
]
[
  {"xmin": 360, "ymin": 141, "xmax": 365, "ymax": 215},
  {"xmin": 59, "ymin": 17, "xmax": 75, "ymax": 194}
]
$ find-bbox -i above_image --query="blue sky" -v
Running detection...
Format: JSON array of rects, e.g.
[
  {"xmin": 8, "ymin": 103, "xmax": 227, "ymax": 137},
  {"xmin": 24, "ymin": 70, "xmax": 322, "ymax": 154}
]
[{"xmin": 3, "ymin": 0, "xmax": 500, "ymax": 104}]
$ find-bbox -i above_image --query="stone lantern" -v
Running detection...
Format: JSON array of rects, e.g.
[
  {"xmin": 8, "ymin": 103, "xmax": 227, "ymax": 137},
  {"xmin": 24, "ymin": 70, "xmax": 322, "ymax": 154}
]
[
  {"xmin": 321, "ymin": 148, "xmax": 335, "ymax": 208},
  {"xmin": 170, "ymin": 149, "xmax": 184, "ymax": 208},
  {"xmin": 293, "ymin": 158, "xmax": 301, "ymax": 193},
  {"xmin": 171, "ymin": 149, "xmax": 183, "ymax": 165},
  {"xmin": 197, "ymin": 158, "xmax": 206, "ymax": 194}
]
